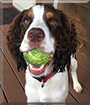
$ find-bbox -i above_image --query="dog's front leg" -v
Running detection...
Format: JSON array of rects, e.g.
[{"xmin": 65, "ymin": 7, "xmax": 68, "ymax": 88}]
[{"xmin": 70, "ymin": 54, "xmax": 82, "ymax": 93}]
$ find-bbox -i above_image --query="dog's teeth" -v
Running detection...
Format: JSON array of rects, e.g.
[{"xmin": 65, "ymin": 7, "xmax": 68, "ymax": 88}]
[
  {"xmin": 30, "ymin": 64, "xmax": 44, "ymax": 71},
  {"xmin": 41, "ymin": 65, "xmax": 44, "ymax": 69}
]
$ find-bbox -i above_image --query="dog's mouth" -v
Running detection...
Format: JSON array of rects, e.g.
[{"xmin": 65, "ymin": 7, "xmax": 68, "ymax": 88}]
[{"xmin": 28, "ymin": 55, "xmax": 52, "ymax": 75}]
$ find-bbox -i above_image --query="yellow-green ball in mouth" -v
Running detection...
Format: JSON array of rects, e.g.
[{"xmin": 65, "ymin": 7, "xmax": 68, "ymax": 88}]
[{"xmin": 23, "ymin": 48, "xmax": 51, "ymax": 67}]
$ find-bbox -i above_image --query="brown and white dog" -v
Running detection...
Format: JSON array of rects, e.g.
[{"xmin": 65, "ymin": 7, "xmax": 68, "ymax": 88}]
[{"xmin": 7, "ymin": 4, "xmax": 82, "ymax": 105}]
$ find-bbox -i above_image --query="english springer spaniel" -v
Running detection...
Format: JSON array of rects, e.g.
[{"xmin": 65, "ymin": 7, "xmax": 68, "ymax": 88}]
[{"xmin": 7, "ymin": 4, "xmax": 82, "ymax": 105}]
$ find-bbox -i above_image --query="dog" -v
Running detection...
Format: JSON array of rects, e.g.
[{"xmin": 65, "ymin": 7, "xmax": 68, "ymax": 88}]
[{"xmin": 7, "ymin": 4, "xmax": 82, "ymax": 105}]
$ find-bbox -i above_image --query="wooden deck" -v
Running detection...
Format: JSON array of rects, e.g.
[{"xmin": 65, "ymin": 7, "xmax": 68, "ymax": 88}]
[{"xmin": 0, "ymin": 3, "xmax": 89, "ymax": 105}]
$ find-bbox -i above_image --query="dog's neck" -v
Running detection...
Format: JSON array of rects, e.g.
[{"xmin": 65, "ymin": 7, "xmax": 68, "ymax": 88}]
[
  {"xmin": 32, "ymin": 69, "xmax": 61, "ymax": 88},
  {"xmin": 28, "ymin": 59, "xmax": 61, "ymax": 88}
]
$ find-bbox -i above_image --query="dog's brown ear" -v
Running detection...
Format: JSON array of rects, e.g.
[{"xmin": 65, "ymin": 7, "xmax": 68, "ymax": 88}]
[
  {"xmin": 7, "ymin": 10, "xmax": 27, "ymax": 72},
  {"xmin": 53, "ymin": 9, "xmax": 78, "ymax": 72},
  {"xmin": 7, "ymin": 9, "xmax": 27, "ymax": 42},
  {"xmin": 56, "ymin": 9, "xmax": 70, "ymax": 37},
  {"xmin": 56, "ymin": 9, "xmax": 78, "ymax": 53}
]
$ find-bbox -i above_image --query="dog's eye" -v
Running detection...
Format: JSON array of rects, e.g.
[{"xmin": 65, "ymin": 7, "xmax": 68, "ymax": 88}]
[
  {"xmin": 50, "ymin": 20, "xmax": 57, "ymax": 25},
  {"xmin": 24, "ymin": 19, "xmax": 30, "ymax": 24}
]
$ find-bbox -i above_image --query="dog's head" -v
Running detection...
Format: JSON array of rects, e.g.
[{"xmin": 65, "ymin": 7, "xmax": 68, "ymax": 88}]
[{"xmin": 7, "ymin": 4, "xmax": 78, "ymax": 76}]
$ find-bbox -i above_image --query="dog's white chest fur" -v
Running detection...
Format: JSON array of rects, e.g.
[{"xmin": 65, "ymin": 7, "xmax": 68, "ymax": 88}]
[{"xmin": 25, "ymin": 67, "xmax": 68, "ymax": 103}]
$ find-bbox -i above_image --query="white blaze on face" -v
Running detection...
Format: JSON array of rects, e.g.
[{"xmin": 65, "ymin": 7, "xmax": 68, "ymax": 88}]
[{"xmin": 19, "ymin": 5, "xmax": 55, "ymax": 54}]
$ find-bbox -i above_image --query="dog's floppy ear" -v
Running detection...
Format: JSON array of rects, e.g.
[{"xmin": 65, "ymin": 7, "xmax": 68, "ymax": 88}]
[
  {"xmin": 56, "ymin": 9, "xmax": 70, "ymax": 38},
  {"xmin": 53, "ymin": 9, "xmax": 78, "ymax": 72},
  {"xmin": 7, "ymin": 10, "xmax": 27, "ymax": 71}
]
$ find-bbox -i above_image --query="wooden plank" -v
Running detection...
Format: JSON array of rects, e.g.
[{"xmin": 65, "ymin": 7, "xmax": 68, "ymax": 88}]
[
  {"xmin": 0, "ymin": 84, "xmax": 9, "ymax": 104},
  {"xmin": 0, "ymin": 27, "xmax": 25, "ymax": 89},
  {"xmin": 0, "ymin": 3, "xmax": 3, "ymax": 25},
  {"xmin": 0, "ymin": 3, "xmax": 13, "ymax": 9},
  {"xmin": 75, "ymin": 3, "xmax": 90, "ymax": 9},
  {"xmin": 0, "ymin": 2, "xmax": 3, "ymax": 9},
  {"xmin": 0, "ymin": 85, "xmax": 4, "ymax": 104},
  {"xmin": 77, "ymin": 38, "xmax": 87, "ymax": 57},
  {"xmin": 59, "ymin": 3, "xmax": 88, "ymax": 56},
  {"xmin": 1, "ymin": 24, "xmax": 10, "ymax": 36},
  {"xmin": 76, "ymin": 51, "xmax": 88, "ymax": 72},
  {"xmin": 77, "ymin": 65, "xmax": 89, "ymax": 91},
  {"xmin": 58, "ymin": 3, "xmax": 88, "ymax": 25},
  {"xmin": 66, "ymin": 93, "xmax": 79, "ymax": 103},
  {"xmin": 58, "ymin": 3, "xmax": 89, "ymax": 57},
  {"xmin": 2, "ymin": 30, "xmax": 25, "ymax": 89},
  {"xmin": 3, "ymin": 3, "xmax": 13, "ymax": 8},
  {"xmin": 0, "ymin": 25, "xmax": 3, "ymax": 29},
  {"xmin": 73, "ymin": 21, "xmax": 88, "ymax": 42},
  {"xmin": 0, "ymin": 29, "xmax": 27, "ymax": 102},
  {"xmin": 0, "ymin": 50, "xmax": 27, "ymax": 102},
  {"xmin": 0, "ymin": 29, "xmax": 3, "ymax": 49},
  {"xmin": 0, "ymin": 84, "xmax": 6, "ymax": 103}
]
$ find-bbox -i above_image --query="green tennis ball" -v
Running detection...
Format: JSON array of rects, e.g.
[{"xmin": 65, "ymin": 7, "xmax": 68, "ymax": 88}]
[{"xmin": 23, "ymin": 48, "xmax": 51, "ymax": 66}]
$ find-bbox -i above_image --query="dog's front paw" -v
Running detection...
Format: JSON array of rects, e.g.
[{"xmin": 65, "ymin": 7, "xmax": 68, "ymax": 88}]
[{"xmin": 73, "ymin": 82, "xmax": 82, "ymax": 93}]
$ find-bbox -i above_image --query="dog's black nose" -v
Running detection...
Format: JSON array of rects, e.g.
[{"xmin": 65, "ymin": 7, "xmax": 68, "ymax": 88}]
[{"xmin": 28, "ymin": 28, "xmax": 45, "ymax": 42}]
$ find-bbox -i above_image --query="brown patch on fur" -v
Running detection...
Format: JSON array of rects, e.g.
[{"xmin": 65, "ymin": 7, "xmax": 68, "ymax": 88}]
[
  {"xmin": 46, "ymin": 12, "xmax": 53, "ymax": 18},
  {"xmin": 50, "ymin": 35, "xmax": 57, "ymax": 50},
  {"xmin": 44, "ymin": 42, "xmax": 47, "ymax": 44},
  {"xmin": 28, "ymin": 12, "xmax": 33, "ymax": 17},
  {"xmin": 20, "ymin": 34, "xmax": 22, "ymax": 39},
  {"xmin": 60, "ymin": 35, "xmax": 62, "ymax": 41},
  {"xmin": 24, "ymin": 40, "xmax": 26, "ymax": 44},
  {"xmin": 27, "ymin": 39, "xmax": 30, "ymax": 45}
]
